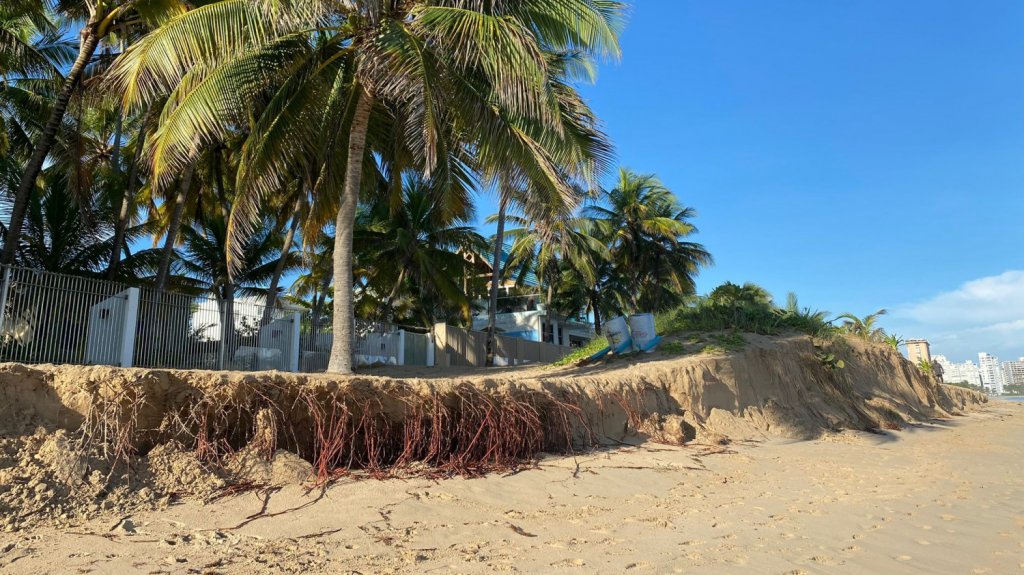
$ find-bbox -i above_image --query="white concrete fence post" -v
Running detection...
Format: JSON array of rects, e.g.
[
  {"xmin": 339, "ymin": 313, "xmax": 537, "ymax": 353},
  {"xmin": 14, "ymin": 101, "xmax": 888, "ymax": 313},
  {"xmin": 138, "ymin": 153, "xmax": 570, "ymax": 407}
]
[
  {"xmin": 119, "ymin": 288, "xmax": 140, "ymax": 368},
  {"xmin": 397, "ymin": 329, "xmax": 406, "ymax": 366},
  {"xmin": 289, "ymin": 311, "xmax": 302, "ymax": 372}
]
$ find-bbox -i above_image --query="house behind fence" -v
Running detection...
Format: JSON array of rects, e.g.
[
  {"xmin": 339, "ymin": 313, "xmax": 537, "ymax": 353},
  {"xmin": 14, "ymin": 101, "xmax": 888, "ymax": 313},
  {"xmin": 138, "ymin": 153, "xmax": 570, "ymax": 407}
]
[{"xmin": 0, "ymin": 266, "xmax": 573, "ymax": 373}]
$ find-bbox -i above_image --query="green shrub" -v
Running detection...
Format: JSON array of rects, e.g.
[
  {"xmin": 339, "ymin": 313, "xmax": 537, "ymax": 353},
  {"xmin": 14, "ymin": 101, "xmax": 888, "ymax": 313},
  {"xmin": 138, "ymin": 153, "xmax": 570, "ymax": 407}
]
[
  {"xmin": 710, "ymin": 332, "xmax": 746, "ymax": 350},
  {"xmin": 657, "ymin": 284, "xmax": 836, "ymax": 337},
  {"xmin": 701, "ymin": 344, "xmax": 728, "ymax": 355},
  {"xmin": 659, "ymin": 341, "xmax": 687, "ymax": 354},
  {"xmin": 552, "ymin": 337, "xmax": 608, "ymax": 367}
]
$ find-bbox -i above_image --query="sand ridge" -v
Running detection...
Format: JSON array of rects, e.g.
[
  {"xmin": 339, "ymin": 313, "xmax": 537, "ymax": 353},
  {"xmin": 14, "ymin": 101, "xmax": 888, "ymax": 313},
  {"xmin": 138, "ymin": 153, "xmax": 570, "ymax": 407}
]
[{"xmin": 1, "ymin": 402, "xmax": 1020, "ymax": 574}]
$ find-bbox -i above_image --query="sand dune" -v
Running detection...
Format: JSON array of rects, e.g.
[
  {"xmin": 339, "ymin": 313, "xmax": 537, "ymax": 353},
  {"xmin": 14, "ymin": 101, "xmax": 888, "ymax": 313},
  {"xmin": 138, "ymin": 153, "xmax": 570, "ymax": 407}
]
[
  {"xmin": 1, "ymin": 402, "xmax": 1021, "ymax": 574},
  {"xmin": 0, "ymin": 334, "xmax": 1013, "ymax": 573}
]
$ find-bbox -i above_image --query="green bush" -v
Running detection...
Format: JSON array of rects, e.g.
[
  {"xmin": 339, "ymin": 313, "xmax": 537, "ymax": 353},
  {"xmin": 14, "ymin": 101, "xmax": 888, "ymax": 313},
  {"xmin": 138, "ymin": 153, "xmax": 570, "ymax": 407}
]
[
  {"xmin": 659, "ymin": 340, "xmax": 687, "ymax": 354},
  {"xmin": 657, "ymin": 283, "xmax": 835, "ymax": 337},
  {"xmin": 552, "ymin": 337, "xmax": 608, "ymax": 367}
]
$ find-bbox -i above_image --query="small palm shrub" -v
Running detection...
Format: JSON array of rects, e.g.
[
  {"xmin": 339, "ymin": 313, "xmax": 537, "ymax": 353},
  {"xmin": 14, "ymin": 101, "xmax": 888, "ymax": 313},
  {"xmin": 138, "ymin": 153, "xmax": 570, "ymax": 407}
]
[{"xmin": 657, "ymin": 284, "xmax": 834, "ymax": 337}]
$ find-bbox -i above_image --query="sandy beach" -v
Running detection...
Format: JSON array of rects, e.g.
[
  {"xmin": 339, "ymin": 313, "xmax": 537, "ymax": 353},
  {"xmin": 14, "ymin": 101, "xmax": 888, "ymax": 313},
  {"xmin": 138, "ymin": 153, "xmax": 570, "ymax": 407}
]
[{"xmin": 2, "ymin": 400, "xmax": 1020, "ymax": 574}]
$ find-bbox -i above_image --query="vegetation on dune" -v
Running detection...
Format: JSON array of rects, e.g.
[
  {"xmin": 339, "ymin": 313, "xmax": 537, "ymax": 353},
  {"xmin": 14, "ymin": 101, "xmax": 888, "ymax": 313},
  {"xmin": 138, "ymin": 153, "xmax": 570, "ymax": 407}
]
[
  {"xmin": 551, "ymin": 337, "xmax": 608, "ymax": 367},
  {"xmin": 656, "ymin": 282, "xmax": 833, "ymax": 337}
]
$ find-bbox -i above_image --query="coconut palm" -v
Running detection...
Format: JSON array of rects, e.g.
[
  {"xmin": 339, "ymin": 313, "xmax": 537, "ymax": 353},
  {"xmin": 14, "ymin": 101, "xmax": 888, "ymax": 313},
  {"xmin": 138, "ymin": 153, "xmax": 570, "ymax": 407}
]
[
  {"xmin": 2, "ymin": 0, "xmax": 186, "ymax": 266},
  {"xmin": 500, "ymin": 207, "xmax": 607, "ymax": 333},
  {"xmin": 482, "ymin": 49, "xmax": 614, "ymax": 362},
  {"xmin": 587, "ymin": 168, "xmax": 712, "ymax": 313},
  {"xmin": 109, "ymin": 0, "xmax": 625, "ymax": 373},
  {"xmin": 177, "ymin": 212, "xmax": 299, "ymax": 360},
  {"xmin": 355, "ymin": 174, "xmax": 486, "ymax": 326},
  {"xmin": 835, "ymin": 309, "xmax": 889, "ymax": 341}
]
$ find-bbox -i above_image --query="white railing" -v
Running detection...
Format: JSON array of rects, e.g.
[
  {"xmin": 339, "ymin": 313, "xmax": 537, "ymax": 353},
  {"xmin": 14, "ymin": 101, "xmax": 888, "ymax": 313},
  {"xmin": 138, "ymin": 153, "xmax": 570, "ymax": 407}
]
[
  {"xmin": 0, "ymin": 266, "xmax": 303, "ymax": 371},
  {"xmin": 297, "ymin": 316, "xmax": 432, "ymax": 371},
  {"xmin": 0, "ymin": 266, "xmax": 579, "ymax": 372},
  {"xmin": 0, "ymin": 266, "xmax": 137, "ymax": 366}
]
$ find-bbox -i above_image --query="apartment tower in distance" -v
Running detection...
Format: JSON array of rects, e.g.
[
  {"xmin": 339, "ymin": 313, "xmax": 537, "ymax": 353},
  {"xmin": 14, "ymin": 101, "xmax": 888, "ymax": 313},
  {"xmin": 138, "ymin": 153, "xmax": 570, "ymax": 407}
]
[
  {"xmin": 906, "ymin": 339, "xmax": 931, "ymax": 365},
  {"xmin": 978, "ymin": 352, "xmax": 1004, "ymax": 394}
]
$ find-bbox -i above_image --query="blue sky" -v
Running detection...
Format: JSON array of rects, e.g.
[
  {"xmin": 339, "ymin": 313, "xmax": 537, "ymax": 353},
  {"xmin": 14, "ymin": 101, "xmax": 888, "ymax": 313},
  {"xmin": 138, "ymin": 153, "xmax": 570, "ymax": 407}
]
[{"xmin": 474, "ymin": 0, "xmax": 1024, "ymax": 362}]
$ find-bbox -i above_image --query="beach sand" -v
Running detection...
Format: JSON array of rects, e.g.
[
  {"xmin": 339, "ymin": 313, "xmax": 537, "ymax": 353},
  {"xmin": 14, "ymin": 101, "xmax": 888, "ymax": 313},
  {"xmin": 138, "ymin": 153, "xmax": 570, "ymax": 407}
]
[{"xmin": 2, "ymin": 401, "xmax": 1021, "ymax": 574}]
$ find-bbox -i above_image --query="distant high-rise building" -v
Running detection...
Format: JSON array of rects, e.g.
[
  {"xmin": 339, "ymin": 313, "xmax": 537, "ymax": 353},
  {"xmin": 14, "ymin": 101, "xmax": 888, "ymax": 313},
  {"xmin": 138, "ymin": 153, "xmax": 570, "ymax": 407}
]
[
  {"xmin": 1001, "ymin": 359, "xmax": 1024, "ymax": 389},
  {"xmin": 934, "ymin": 355, "xmax": 983, "ymax": 387},
  {"xmin": 906, "ymin": 339, "xmax": 931, "ymax": 365},
  {"xmin": 978, "ymin": 352, "xmax": 1004, "ymax": 394}
]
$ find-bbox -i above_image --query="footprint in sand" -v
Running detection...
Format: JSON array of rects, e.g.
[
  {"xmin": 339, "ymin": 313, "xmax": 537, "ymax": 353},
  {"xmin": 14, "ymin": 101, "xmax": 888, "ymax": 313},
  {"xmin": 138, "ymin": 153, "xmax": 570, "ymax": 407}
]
[
  {"xmin": 550, "ymin": 558, "xmax": 586, "ymax": 568},
  {"xmin": 895, "ymin": 555, "xmax": 913, "ymax": 561},
  {"xmin": 810, "ymin": 555, "xmax": 838, "ymax": 566},
  {"xmin": 941, "ymin": 514, "xmax": 957, "ymax": 521}
]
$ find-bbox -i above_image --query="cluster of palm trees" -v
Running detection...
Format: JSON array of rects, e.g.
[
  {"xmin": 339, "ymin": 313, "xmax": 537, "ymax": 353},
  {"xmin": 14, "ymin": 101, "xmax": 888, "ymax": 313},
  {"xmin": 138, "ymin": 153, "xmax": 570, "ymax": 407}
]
[{"xmin": 1, "ymin": 1, "xmax": 713, "ymax": 374}]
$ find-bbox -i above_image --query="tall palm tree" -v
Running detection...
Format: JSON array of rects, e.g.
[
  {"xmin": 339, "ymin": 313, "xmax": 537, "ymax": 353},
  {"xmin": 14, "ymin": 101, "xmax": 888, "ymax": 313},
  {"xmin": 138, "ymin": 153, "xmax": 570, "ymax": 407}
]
[
  {"xmin": 2, "ymin": 0, "xmax": 186, "ymax": 266},
  {"xmin": 356, "ymin": 174, "xmax": 486, "ymax": 326},
  {"xmin": 587, "ymin": 168, "xmax": 712, "ymax": 313},
  {"xmin": 109, "ymin": 0, "xmax": 625, "ymax": 373},
  {"xmin": 178, "ymin": 213, "xmax": 299, "ymax": 358},
  {"xmin": 482, "ymin": 50, "xmax": 614, "ymax": 362},
  {"xmin": 500, "ymin": 207, "xmax": 606, "ymax": 334}
]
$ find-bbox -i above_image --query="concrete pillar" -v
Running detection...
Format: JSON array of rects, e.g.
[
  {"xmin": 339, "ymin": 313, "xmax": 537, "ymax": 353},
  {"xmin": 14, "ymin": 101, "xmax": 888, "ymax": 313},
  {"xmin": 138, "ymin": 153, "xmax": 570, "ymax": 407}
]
[
  {"xmin": 288, "ymin": 312, "xmax": 302, "ymax": 372},
  {"xmin": 119, "ymin": 288, "xmax": 140, "ymax": 368}
]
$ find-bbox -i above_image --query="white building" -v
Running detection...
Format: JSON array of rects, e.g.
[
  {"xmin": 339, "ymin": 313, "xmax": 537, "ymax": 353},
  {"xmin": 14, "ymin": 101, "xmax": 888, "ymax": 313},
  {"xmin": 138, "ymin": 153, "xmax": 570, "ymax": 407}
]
[
  {"xmin": 1001, "ymin": 359, "xmax": 1024, "ymax": 389},
  {"xmin": 978, "ymin": 352, "xmax": 1004, "ymax": 394},
  {"xmin": 471, "ymin": 300, "xmax": 595, "ymax": 348},
  {"xmin": 933, "ymin": 355, "xmax": 983, "ymax": 388}
]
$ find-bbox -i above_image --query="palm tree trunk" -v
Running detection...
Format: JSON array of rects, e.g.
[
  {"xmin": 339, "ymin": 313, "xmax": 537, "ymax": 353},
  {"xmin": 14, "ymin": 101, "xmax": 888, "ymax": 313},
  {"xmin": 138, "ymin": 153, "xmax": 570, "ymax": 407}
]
[
  {"xmin": 591, "ymin": 290, "xmax": 603, "ymax": 335},
  {"xmin": 261, "ymin": 197, "xmax": 302, "ymax": 326},
  {"xmin": 213, "ymin": 146, "xmax": 229, "ymax": 220},
  {"xmin": 484, "ymin": 192, "xmax": 509, "ymax": 366},
  {"xmin": 1, "ymin": 24, "xmax": 101, "ymax": 265},
  {"xmin": 107, "ymin": 114, "xmax": 148, "ymax": 280},
  {"xmin": 380, "ymin": 266, "xmax": 408, "ymax": 322},
  {"xmin": 110, "ymin": 105, "xmax": 124, "ymax": 175},
  {"xmin": 223, "ymin": 286, "xmax": 235, "ymax": 367},
  {"xmin": 155, "ymin": 165, "xmax": 195, "ymax": 290},
  {"xmin": 327, "ymin": 88, "xmax": 373, "ymax": 374},
  {"xmin": 545, "ymin": 277, "xmax": 554, "ymax": 343}
]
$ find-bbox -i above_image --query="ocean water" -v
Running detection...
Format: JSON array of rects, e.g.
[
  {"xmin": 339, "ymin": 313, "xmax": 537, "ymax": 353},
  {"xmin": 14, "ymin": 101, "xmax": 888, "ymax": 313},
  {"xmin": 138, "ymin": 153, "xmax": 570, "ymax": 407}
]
[{"xmin": 998, "ymin": 396, "xmax": 1024, "ymax": 402}]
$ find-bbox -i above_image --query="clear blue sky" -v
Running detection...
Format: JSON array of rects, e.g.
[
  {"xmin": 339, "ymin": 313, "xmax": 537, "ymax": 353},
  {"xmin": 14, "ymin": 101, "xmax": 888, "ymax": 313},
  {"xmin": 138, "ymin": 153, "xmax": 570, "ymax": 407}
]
[{"xmin": 475, "ymin": 0, "xmax": 1024, "ymax": 362}]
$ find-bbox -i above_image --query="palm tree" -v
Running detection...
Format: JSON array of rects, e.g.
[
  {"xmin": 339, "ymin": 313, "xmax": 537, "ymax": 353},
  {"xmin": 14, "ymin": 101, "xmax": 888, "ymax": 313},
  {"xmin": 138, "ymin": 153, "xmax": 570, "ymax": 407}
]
[
  {"xmin": 356, "ymin": 174, "xmax": 486, "ymax": 326},
  {"xmin": 290, "ymin": 230, "xmax": 335, "ymax": 342},
  {"xmin": 500, "ymin": 206, "xmax": 606, "ymax": 336},
  {"xmin": 2, "ymin": 0, "xmax": 186, "ymax": 266},
  {"xmin": 587, "ymin": 168, "xmax": 713, "ymax": 313},
  {"xmin": 109, "ymin": 1, "xmax": 625, "ymax": 373},
  {"xmin": 883, "ymin": 333, "xmax": 905, "ymax": 351},
  {"xmin": 835, "ymin": 309, "xmax": 889, "ymax": 341},
  {"xmin": 482, "ymin": 49, "xmax": 615, "ymax": 362},
  {"xmin": 178, "ymin": 213, "xmax": 298, "ymax": 359}
]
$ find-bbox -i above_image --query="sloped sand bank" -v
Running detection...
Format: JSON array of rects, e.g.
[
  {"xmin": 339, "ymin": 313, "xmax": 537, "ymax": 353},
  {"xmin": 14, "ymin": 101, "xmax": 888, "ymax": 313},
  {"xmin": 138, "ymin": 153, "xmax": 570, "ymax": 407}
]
[{"xmin": 0, "ymin": 334, "xmax": 986, "ymax": 533}]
